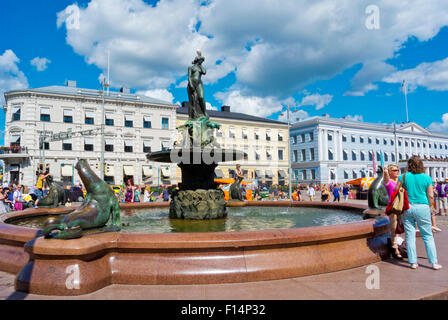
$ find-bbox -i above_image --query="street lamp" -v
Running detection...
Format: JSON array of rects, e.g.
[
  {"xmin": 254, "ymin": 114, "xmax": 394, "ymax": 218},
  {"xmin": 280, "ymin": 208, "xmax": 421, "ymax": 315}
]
[
  {"xmin": 100, "ymin": 78, "xmax": 109, "ymax": 180},
  {"xmin": 281, "ymin": 104, "xmax": 297, "ymax": 201}
]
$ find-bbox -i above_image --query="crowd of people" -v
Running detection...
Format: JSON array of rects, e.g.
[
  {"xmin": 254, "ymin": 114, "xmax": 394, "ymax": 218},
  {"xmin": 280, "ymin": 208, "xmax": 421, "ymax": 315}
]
[{"xmin": 116, "ymin": 180, "xmax": 171, "ymax": 203}]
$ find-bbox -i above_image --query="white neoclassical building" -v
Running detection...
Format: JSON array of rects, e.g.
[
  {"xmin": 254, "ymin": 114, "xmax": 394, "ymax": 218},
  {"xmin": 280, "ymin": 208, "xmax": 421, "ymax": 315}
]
[
  {"xmin": 2, "ymin": 81, "xmax": 178, "ymax": 187},
  {"xmin": 290, "ymin": 115, "xmax": 448, "ymax": 184}
]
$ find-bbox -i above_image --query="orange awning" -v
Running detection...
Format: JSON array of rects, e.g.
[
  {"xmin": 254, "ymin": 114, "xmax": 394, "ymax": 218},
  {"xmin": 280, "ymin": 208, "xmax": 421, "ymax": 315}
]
[
  {"xmin": 346, "ymin": 178, "xmax": 363, "ymax": 185},
  {"xmin": 214, "ymin": 178, "xmax": 252, "ymax": 185}
]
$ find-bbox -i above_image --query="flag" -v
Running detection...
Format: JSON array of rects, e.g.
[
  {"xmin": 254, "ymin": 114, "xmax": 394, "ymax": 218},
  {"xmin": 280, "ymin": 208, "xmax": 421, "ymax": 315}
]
[
  {"xmin": 401, "ymin": 80, "xmax": 407, "ymax": 93},
  {"xmin": 380, "ymin": 151, "xmax": 384, "ymax": 168}
]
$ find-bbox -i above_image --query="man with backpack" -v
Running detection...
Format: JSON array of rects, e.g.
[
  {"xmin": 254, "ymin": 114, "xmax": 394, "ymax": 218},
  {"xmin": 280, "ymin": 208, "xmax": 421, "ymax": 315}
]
[{"xmin": 436, "ymin": 181, "xmax": 447, "ymax": 216}]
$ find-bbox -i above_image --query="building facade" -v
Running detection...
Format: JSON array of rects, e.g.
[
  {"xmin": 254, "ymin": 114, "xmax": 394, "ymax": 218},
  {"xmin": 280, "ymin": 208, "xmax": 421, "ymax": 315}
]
[
  {"xmin": 2, "ymin": 82, "xmax": 178, "ymax": 187},
  {"xmin": 176, "ymin": 103, "xmax": 290, "ymax": 186},
  {"xmin": 290, "ymin": 115, "xmax": 448, "ymax": 184}
]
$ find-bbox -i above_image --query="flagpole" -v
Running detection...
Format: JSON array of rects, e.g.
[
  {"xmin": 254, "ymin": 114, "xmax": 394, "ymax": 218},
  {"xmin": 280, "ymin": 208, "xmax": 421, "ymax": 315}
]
[{"xmin": 403, "ymin": 80, "xmax": 409, "ymax": 123}]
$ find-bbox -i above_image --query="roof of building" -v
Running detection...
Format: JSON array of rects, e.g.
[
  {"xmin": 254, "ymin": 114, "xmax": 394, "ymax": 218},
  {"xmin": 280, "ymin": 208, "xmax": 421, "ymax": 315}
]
[
  {"xmin": 291, "ymin": 115, "xmax": 448, "ymax": 139},
  {"xmin": 5, "ymin": 85, "xmax": 175, "ymax": 106},
  {"xmin": 176, "ymin": 105, "xmax": 287, "ymax": 125}
]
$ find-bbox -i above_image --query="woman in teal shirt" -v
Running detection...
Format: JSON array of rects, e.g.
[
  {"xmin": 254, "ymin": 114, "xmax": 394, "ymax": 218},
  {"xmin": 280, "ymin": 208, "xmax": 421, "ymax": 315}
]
[{"xmin": 398, "ymin": 156, "xmax": 442, "ymax": 270}]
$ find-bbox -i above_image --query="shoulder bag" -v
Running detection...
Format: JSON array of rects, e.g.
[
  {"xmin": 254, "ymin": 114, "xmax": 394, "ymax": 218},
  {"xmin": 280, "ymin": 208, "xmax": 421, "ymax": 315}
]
[{"xmin": 385, "ymin": 173, "xmax": 409, "ymax": 216}]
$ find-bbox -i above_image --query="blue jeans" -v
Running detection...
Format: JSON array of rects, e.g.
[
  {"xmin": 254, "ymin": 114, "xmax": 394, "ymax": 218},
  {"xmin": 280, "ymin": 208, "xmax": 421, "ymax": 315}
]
[{"xmin": 402, "ymin": 204, "xmax": 438, "ymax": 264}]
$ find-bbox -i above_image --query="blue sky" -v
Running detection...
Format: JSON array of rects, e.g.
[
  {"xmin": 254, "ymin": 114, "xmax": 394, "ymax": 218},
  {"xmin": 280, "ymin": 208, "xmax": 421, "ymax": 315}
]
[{"xmin": 2, "ymin": 0, "xmax": 448, "ymax": 143}]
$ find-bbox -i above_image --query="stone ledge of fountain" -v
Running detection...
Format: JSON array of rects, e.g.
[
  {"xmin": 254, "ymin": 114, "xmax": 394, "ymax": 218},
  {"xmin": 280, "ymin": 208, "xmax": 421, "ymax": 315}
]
[{"xmin": 0, "ymin": 201, "xmax": 391, "ymax": 296}]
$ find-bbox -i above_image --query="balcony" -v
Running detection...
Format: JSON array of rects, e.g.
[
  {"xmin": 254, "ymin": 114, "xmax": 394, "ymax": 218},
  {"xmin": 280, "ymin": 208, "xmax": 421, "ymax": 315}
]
[{"xmin": 0, "ymin": 146, "xmax": 30, "ymax": 159}]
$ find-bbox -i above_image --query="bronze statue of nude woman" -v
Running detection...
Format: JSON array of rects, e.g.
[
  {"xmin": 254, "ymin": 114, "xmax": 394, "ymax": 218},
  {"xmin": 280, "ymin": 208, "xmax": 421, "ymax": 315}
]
[{"xmin": 187, "ymin": 50, "xmax": 208, "ymax": 120}]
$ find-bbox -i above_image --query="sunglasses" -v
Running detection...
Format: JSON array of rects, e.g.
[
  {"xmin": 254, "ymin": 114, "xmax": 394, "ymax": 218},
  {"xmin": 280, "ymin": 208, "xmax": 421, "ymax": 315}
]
[{"xmin": 390, "ymin": 169, "xmax": 400, "ymax": 172}]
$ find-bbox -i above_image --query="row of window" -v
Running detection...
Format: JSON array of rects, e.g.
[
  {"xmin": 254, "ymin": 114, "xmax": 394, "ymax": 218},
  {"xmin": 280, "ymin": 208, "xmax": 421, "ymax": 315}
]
[
  {"xmin": 293, "ymin": 148, "xmax": 316, "ymax": 162},
  {"xmin": 217, "ymin": 130, "xmax": 285, "ymax": 142},
  {"xmin": 12, "ymin": 108, "xmax": 169, "ymax": 129},
  {"xmin": 292, "ymin": 132, "xmax": 314, "ymax": 144},
  {"xmin": 39, "ymin": 141, "xmax": 168, "ymax": 153}
]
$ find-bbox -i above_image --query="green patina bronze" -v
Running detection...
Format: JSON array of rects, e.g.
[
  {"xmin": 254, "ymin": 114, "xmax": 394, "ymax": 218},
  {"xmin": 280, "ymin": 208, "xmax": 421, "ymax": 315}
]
[
  {"xmin": 42, "ymin": 159, "xmax": 121, "ymax": 239},
  {"xmin": 367, "ymin": 165, "xmax": 390, "ymax": 209},
  {"xmin": 37, "ymin": 176, "xmax": 66, "ymax": 208}
]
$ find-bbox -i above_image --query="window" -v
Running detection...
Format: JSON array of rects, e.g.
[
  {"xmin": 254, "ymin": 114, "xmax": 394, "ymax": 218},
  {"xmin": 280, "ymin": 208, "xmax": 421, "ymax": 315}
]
[
  {"xmin": 63, "ymin": 109, "xmax": 73, "ymax": 123},
  {"xmin": 278, "ymin": 149, "xmax": 284, "ymax": 160},
  {"xmin": 105, "ymin": 112, "xmax": 114, "ymax": 126},
  {"xmin": 411, "ymin": 141, "xmax": 415, "ymax": 147},
  {"xmin": 303, "ymin": 170, "xmax": 307, "ymax": 180},
  {"xmin": 229, "ymin": 128, "xmax": 235, "ymax": 138},
  {"xmin": 391, "ymin": 139, "xmax": 394, "ymax": 146},
  {"xmin": 383, "ymin": 138, "xmax": 387, "ymax": 145},
  {"xmin": 143, "ymin": 116, "xmax": 151, "ymax": 128},
  {"xmin": 360, "ymin": 137, "xmax": 364, "ymax": 143},
  {"xmin": 40, "ymin": 107, "xmax": 51, "ymax": 122},
  {"xmin": 384, "ymin": 153, "xmax": 389, "ymax": 162},
  {"xmin": 62, "ymin": 142, "xmax": 72, "ymax": 151},
  {"xmin": 344, "ymin": 171, "xmax": 349, "ymax": 179},
  {"xmin": 216, "ymin": 131, "xmax": 222, "ymax": 137},
  {"xmin": 399, "ymin": 153, "xmax": 403, "ymax": 160},
  {"xmin": 310, "ymin": 148, "xmax": 315, "ymax": 161},
  {"xmin": 124, "ymin": 140, "xmax": 133, "ymax": 153},
  {"xmin": 398, "ymin": 139, "xmax": 402, "ymax": 146},
  {"xmin": 243, "ymin": 129, "xmax": 248, "ymax": 140},
  {"xmin": 361, "ymin": 171, "xmax": 366, "ymax": 178},
  {"xmin": 10, "ymin": 135, "xmax": 20, "ymax": 147},
  {"xmin": 351, "ymin": 136, "xmax": 356, "ymax": 143},
  {"xmin": 360, "ymin": 151, "xmax": 365, "ymax": 161},
  {"xmin": 278, "ymin": 133, "xmax": 283, "ymax": 141},
  {"xmin": 85, "ymin": 111, "xmax": 95, "ymax": 125},
  {"xmin": 328, "ymin": 149, "xmax": 334, "ymax": 160},
  {"xmin": 293, "ymin": 150, "xmax": 298, "ymax": 162},
  {"xmin": 255, "ymin": 132, "xmax": 259, "ymax": 140},
  {"xmin": 41, "ymin": 141, "xmax": 50, "ymax": 150},
  {"xmin": 405, "ymin": 140, "xmax": 409, "ymax": 147},
  {"xmin": 328, "ymin": 133, "xmax": 333, "ymax": 141},
  {"xmin": 352, "ymin": 171, "xmax": 357, "ymax": 179},
  {"xmin": 143, "ymin": 141, "xmax": 151, "ymax": 153},
  {"xmin": 301, "ymin": 149, "xmax": 306, "ymax": 161},
  {"xmin": 161, "ymin": 141, "xmax": 170, "ymax": 151},
  {"xmin": 162, "ymin": 117, "xmax": 169, "ymax": 129},
  {"xmin": 368, "ymin": 137, "xmax": 372, "ymax": 144},
  {"xmin": 352, "ymin": 151, "xmax": 357, "ymax": 161},
  {"xmin": 376, "ymin": 152, "xmax": 381, "ymax": 161},
  {"xmin": 105, "ymin": 139, "xmax": 114, "ymax": 152},
  {"xmin": 124, "ymin": 114, "xmax": 134, "ymax": 127},
  {"xmin": 369, "ymin": 151, "xmax": 373, "ymax": 161},
  {"xmin": 417, "ymin": 141, "xmax": 420, "ymax": 148},
  {"xmin": 376, "ymin": 138, "xmax": 380, "ymax": 145},
  {"xmin": 84, "ymin": 138, "xmax": 94, "ymax": 151},
  {"xmin": 266, "ymin": 150, "xmax": 272, "ymax": 160},
  {"xmin": 343, "ymin": 150, "xmax": 348, "ymax": 161},
  {"xmin": 12, "ymin": 106, "xmax": 21, "ymax": 121},
  {"xmin": 255, "ymin": 151, "xmax": 260, "ymax": 161},
  {"xmin": 309, "ymin": 132, "xmax": 314, "ymax": 141},
  {"xmin": 266, "ymin": 131, "xmax": 271, "ymax": 141},
  {"xmin": 342, "ymin": 135, "xmax": 347, "ymax": 142},
  {"xmin": 301, "ymin": 133, "xmax": 306, "ymax": 142},
  {"xmin": 391, "ymin": 153, "xmax": 396, "ymax": 162}
]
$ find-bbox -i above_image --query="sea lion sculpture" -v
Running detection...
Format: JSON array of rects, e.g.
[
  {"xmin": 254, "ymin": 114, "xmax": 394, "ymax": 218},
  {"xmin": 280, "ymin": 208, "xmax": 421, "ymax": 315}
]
[
  {"xmin": 367, "ymin": 165, "xmax": 390, "ymax": 209},
  {"xmin": 37, "ymin": 175, "xmax": 66, "ymax": 208},
  {"xmin": 42, "ymin": 159, "xmax": 121, "ymax": 239}
]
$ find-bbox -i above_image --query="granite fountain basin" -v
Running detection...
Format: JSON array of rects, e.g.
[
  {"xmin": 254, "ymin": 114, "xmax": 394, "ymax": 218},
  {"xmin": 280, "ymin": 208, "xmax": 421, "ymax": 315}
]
[{"xmin": 0, "ymin": 201, "xmax": 390, "ymax": 296}]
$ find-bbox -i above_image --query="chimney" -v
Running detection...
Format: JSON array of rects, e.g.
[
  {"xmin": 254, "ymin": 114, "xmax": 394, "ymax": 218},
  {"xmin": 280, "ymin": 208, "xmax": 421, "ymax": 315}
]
[
  {"xmin": 66, "ymin": 80, "xmax": 77, "ymax": 88},
  {"xmin": 120, "ymin": 87, "xmax": 131, "ymax": 94},
  {"xmin": 181, "ymin": 101, "xmax": 189, "ymax": 108},
  {"xmin": 221, "ymin": 105, "xmax": 231, "ymax": 112},
  {"xmin": 322, "ymin": 113, "xmax": 330, "ymax": 118}
]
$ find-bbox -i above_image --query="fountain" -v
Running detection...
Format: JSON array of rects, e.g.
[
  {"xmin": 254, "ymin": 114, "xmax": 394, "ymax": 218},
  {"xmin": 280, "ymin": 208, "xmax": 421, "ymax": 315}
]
[{"xmin": 0, "ymin": 52, "xmax": 391, "ymax": 296}]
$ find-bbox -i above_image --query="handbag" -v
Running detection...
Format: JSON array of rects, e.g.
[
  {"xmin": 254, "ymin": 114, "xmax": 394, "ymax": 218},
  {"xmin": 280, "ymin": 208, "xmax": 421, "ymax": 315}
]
[
  {"xmin": 395, "ymin": 216, "xmax": 405, "ymax": 234},
  {"xmin": 386, "ymin": 173, "xmax": 409, "ymax": 216}
]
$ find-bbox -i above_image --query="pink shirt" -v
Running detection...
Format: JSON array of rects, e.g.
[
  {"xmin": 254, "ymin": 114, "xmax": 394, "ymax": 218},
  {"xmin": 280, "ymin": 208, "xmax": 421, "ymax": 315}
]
[{"xmin": 385, "ymin": 180, "xmax": 397, "ymax": 204}]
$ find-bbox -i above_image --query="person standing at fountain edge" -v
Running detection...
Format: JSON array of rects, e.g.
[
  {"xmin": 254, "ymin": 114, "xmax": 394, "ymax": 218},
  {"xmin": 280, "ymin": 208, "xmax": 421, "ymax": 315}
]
[
  {"xmin": 187, "ymin": 50, "xmax": 208, "ymax": 120},
  {"xmin": 397, "ymin": 156, "xmax": 442, "ymax": 270}
]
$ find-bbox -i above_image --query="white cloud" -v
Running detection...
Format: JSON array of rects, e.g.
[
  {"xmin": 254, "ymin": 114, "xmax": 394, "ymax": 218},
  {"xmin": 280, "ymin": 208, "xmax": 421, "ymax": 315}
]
[
  {"xmin": 30, "ymin": 57, "xmax": 51, "ymax": 71},
  {"xmin": 383, "ymin": 57, "xmax": 448, "ymax": 92},
  {"xmin": 214, "ymin": 90, "xmax": 285, "ymax": 117},
  {"xmin": 57, "ymin": 0, "xmax": 448, "ymax": 99},
  {"xmin": 137, "ymin": 88, "xmax": 174, "ymax": 103},
  {"xmin": 0, "ymin": 49, "xmax": 28, "ymax": 104},
  {"xmin": 206, "ymin": 102, "xmax": 218, "ymax": 111},
  {"xmin": 299, "ymin": 93, "xmax": 333, "ymax": 110},
  {"xmin": 428, "ymin": 113, "xmax": 448, "ymax": 133},
  {"xmin": 278, "ymin": 109, "xmax": 310, "ymax": 123}
]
